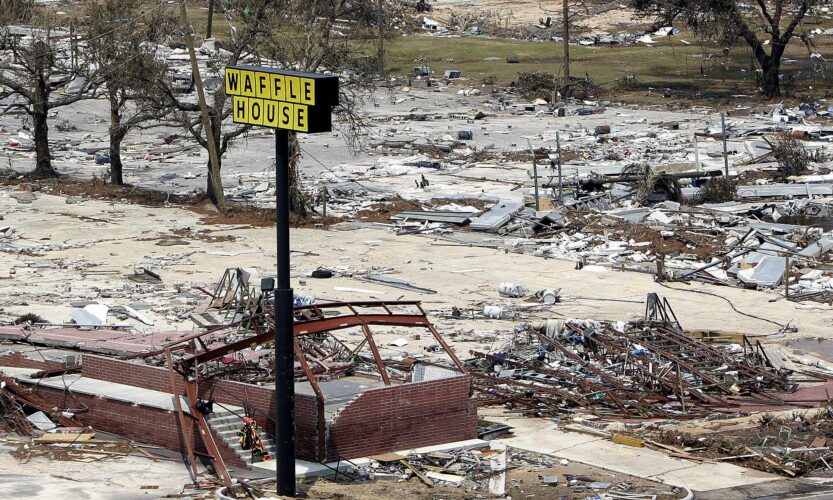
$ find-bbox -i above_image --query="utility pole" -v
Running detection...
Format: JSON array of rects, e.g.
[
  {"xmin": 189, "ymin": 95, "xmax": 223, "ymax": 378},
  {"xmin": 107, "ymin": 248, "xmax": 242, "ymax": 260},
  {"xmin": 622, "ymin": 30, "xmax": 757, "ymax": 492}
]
[
  {"xmin": 693, "ymin": 133, "xmax": 700, "ymax": 172},
  {"xmin": 556, "ymin": 131, "xmax": 563, "ymax": 203},
  {"xmin": 179, "ymin": 0, "xmax": 226, "ymax": 212},
  {"xmin": 562, "ymin": 0, "xmax": 570, "ymax": 96},
  {"xmin": 223, "ymin": 63, "xmax": 338, "ymax": 498},
  {"xmin": 207, "ymin": 0, "xmax": 214, "ymax": 39},
  {"xmin": 528, "ymin": 140, "xmax": 540, "ymax": 211},
  {"xmin": 721, "ymin": 112, "xmax": 729, "ymax": 179},
  {"xmin": 69, "ymin": 20, "xmax": 77, "ymax": 72}
]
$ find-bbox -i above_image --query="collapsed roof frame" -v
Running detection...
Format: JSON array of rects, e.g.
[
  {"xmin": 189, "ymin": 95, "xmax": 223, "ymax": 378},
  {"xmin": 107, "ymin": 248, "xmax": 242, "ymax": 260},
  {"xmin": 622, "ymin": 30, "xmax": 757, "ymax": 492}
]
[{"xmin": 156, "ymin": 300, "xmax": 467, "ymax": 467}]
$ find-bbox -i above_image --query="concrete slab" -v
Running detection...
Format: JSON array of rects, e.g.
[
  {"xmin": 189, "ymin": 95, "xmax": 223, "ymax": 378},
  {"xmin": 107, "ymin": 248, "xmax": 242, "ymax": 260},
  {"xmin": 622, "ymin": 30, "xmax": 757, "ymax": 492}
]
[
  {"xmin": 401, "ymin": 438, "xmax": 488, "ymax": 456},
  {"xmin": 250, "ymin": 459, "xmax": 357, "ymax": 478},
  {"xmin": 0, "ymin": 366, "xmax": 40, "ymax": 378},
  {"xmin": 296, "ymin": 376, "xmax": 390, "ymax": 418},
  {"xmin": 2, "ymin": 367, "xmax": 190, "ymax": 413},
  {"xmin": 649, "ymin": 462, "xmax": 780, "ymax": 491},
  {"xmin": 485, "ymin": 412, "xmax": 782, "ymax": 492},
  {"xmin": 0, "ymin": 444, "xmax": 192, "ymax": 499}
]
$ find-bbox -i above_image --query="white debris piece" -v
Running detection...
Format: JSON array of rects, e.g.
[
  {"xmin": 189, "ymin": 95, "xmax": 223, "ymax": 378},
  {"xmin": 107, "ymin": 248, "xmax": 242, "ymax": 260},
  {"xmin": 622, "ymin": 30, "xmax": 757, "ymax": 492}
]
[
  {"xmin": 389, "ymin": 337, "xmax": 409, "ymax": 347},
  {"xmin": 71, "ymin": 304, "xmax": 109, "ymax": 326}
]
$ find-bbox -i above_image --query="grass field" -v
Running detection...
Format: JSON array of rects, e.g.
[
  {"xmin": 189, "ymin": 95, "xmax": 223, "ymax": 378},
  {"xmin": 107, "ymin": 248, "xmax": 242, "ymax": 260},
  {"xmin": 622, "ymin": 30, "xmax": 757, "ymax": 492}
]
[
  {"xmin": 380, "ymin": 32, "xmax": 832, "ymax": 103},
  {"xmin": 184, "ymin": 5, "xmax": 833, "ymax": 104}
]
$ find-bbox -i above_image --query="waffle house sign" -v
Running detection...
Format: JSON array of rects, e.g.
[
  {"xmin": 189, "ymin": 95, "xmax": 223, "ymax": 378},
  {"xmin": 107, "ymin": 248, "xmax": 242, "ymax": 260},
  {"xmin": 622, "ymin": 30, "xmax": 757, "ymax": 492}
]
[{"xmin": 224, "ymin": 66, "xmax": 338, "ymax": 133}]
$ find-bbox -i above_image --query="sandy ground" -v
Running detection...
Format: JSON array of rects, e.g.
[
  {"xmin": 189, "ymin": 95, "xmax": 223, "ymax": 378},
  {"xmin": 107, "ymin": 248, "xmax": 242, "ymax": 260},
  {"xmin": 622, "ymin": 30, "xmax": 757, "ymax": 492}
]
[
  {"xmin": 427, "ymin": 0, "xmax": 645, "ymax": 34},
  {"xmin": 0, "ymin": 443, "xmax": 192, "ymax": 499},
  {"xmin": 0, "ymin": 188, "xmax": 830, "ymax": 359}
]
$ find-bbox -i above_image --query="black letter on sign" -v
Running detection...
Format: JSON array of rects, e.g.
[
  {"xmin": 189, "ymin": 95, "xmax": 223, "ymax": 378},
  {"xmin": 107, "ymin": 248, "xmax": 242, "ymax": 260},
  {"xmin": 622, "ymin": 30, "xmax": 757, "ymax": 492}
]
[{"xmin": 227, "ymin": 72, "xmax": 238, "ymax": 92}]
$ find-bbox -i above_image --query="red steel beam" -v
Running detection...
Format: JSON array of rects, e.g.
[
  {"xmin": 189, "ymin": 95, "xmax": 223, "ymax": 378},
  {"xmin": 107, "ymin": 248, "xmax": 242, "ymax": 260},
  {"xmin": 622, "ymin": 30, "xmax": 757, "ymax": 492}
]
[
  {"xmin": 294, "ymin": 337, "xmax": 327, "ymax": 462},
  {"xmin": 183, "ymin": 379, "xmax": 232, "ymax": 487},
  {"xmin": 359, "ymin": 323, "xmax": 391, "ymax": 385},
  {"xmin": 185, "ymin": 313, "xmax": 436, "ymax": 366},
  {"xmin": 165, "ymin": 348, "xmax": 199, "ymax": 482}
]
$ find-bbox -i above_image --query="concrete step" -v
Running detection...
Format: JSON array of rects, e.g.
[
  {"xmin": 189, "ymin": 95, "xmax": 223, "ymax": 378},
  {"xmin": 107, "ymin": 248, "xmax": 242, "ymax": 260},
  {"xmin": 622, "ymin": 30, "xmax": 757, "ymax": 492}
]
[
  {"xmin": 207, "ymin": 422, "xmax": 238, "ymax": 432},
  {"xmin": 226, "ymin": 441, "xmax": 277, "ymax": 454},
  {"xmin": 206, "ymin": 412, "xmax": 276, "ymax": 466},
  {"xmin": 214, "ymin": 424, "xmax": 272, "ymax": 435},
  {"xmin": 207, "ymin": 412, "xmax": 238, "ymax": 420},
  {"xmin": 210, "ymin": 408, "xmax": 243, "ymax": 419},
  {"xmin": 224, "ymin": 437, "xmax": 276, "ymax": 449},
  {"xmin": 209, "ymin": 421, "xmax": 243, "ymax": 432},
  {"xmin": 215, "ymin": 427, "xmax": 273, "ymax": 442}
]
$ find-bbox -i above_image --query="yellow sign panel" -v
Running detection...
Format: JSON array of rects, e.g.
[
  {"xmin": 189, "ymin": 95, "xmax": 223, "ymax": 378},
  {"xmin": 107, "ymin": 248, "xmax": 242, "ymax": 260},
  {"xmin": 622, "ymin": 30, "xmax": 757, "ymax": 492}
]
[
  {"xmin": 300, "ymin": 78, "xmax": 315, "ymax": 105},
  {"xmin": 270, "ymin": 74, "xmax": 285, "ymax": 101},
  {"xmin": 234, "ymin": 96, "xmax": 310, "ymax": 132},
  {"xmin": 263, "ymin": 100, "xmax": 279, "ymax": 128},
  {"xmin": 255, "ymin": 72, "xmax": 271, "ymax": 99},
  {"xmin": 284, "ymin": 76, "xmax": 301, "ymax": 103},
  {"xmin": 247, "ymin": 97, "xmax": 263, "ymax": 126},
  {"xmin": 225, "ymin": 65, "xmax": 337, "ymax": 133},
  {"xmin": 240, "ymin": 70, "xmax": 256, "ymax": 97}
]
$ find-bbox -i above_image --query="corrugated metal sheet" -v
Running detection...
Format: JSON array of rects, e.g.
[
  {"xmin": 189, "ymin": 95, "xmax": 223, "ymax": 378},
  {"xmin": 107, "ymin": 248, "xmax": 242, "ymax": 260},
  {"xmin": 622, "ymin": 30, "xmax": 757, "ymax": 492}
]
[{"xmin": 392, "ymin": 210, "xmax": 477, "ymax": 224}]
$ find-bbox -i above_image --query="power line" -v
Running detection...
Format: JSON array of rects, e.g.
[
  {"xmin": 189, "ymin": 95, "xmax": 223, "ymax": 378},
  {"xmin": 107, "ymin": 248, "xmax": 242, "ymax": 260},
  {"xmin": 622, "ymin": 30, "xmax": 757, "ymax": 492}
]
[{"xmin": 298, "ymin": 143, "xmax": 378, "ymax": 192}]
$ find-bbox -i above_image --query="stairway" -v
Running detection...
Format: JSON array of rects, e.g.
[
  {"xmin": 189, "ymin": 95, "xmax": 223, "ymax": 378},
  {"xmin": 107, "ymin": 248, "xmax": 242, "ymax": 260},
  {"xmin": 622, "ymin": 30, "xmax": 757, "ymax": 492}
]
[{"xmin": 205, "ymin": 406, "xmax": 278, "ymax": 466}]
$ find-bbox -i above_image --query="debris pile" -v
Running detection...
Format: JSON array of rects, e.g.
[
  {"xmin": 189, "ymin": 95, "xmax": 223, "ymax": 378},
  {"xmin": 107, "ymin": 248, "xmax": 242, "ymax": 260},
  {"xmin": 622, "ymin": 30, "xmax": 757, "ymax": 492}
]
[
  {"xmin": 467, "ymin": 296, "xmax": 810, "ymax": 419},
  {"xmin": 653, "ymin": 409, "xmax": 833, "ymax": 477},
  {"xmin": 222, "ymin": 444, "xmax": 684, "ymax": 499},
  {"xmin": 362, "ymin": 446, "xmax": 508, "ymax": 493},
  {"xmin": 4, "ymin": 431, "xmax": 162, "ymax": 465}
]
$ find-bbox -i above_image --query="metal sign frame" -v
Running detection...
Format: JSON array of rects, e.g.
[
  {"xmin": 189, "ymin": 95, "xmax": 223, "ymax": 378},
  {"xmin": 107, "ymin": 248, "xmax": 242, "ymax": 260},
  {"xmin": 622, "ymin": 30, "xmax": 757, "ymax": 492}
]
[
  {"xmin": 225, "ymin": 65, "xmax": 338, "ymax": 133},
  {"xmin": 225, "ymin": 64, "xmax": 338, "ymax": 497}
]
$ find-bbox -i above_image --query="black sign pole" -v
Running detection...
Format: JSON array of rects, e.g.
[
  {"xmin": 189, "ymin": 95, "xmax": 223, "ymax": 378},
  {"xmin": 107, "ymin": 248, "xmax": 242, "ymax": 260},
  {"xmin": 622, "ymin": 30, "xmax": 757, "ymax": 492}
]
[{"xmin": 274, "ymin": 128, "xmax": 296, "ymax": 496}]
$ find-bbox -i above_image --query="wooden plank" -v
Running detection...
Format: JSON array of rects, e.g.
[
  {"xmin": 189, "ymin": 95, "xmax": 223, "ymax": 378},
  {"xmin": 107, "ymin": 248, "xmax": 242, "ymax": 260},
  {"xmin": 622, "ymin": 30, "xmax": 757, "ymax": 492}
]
[
  {"xmin": 165, "ymin": 348, "xmax": 199, "ymax": 482},
  {"xmin": 66, "ymin": 448, "xmax": 128, "ymax": 456},
  {"xmin": 35, "ymin": 433, "xmax": 95, "ymax": 443},
  {"xmin": 612, "ymin": 434, "xmax": 644, "ymax": 448},
  {"xmin": 401, "ymin": 459, "xmax": 434, "ymax": 488},
  {"xmin": 371, "ymin": 452, "xmax": 405, "ymax": 462}
]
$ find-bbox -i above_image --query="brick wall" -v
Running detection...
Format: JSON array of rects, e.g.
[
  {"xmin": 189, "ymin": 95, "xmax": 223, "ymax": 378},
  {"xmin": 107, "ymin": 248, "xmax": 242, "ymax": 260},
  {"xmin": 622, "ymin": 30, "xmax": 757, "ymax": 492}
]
[
  {"xmin": 81, "ymin": 355, "xmax": 322, "ymax": 460},
  {"xmin": 37, "ymin": 355, "xmax": 473, "ymax": 463},
  {"xmin": 0, "ymin": 351, "xmax": 65, "ymax": 371},
  {"xmin": 83, "ymin": 356, "xmax": 277, "ymax": 420},
  {"xmin": 33, "ymin": 385, "xmax": 247, "ymax": 468},
  {"xmin": 325, "ymin": 375, "xmax": 477, "ymax": 461}
]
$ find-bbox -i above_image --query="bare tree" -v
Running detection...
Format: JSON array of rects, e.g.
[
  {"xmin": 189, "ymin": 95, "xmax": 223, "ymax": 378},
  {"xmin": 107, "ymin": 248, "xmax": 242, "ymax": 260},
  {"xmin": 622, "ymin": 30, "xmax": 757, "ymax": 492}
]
[
  {"xmin": 630, "ymin": 0, "xmax": 823, "ymax": 98},
  {"xmin": 154, "ymin": 0, "xmax": 389, "ymax": 212},
  {"xmin": 155, "ymin": 0, "xmax": 273, "ymax": 209},
  {"xmin": 370, "ymin": 0, "xmax": 404, "ymax": 75},
  {"xmin": 255, "ymin": 0, "xmax": 390, "ymax": 216},
  {"xmin": 83, "ymin": 0, "xmax": 174, "ymax": 185},
  {"xmin": 0, "ymin": 0, "xmax": 35, "ymax": 24},
  {"xmin": 770, "ymin": 131, "xmax": 828, "ymax": 180},
  {"xmin": 0, "ymin": 8, "xmax": 100, "ymax": 177}
]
